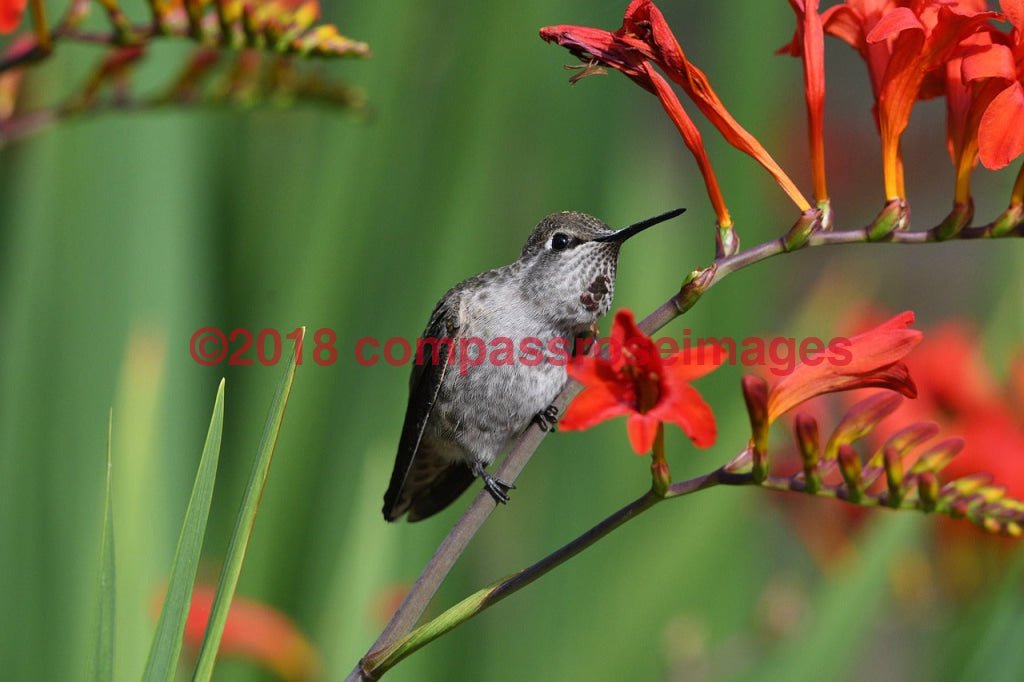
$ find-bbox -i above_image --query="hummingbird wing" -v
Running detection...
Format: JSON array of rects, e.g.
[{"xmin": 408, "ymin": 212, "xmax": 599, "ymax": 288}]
[{"xmin": 382, "ymin": 294, "xmax": 475, "ymax": 521}]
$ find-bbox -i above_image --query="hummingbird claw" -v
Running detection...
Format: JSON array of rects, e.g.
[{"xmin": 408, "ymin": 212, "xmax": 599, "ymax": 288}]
[
  {"xmin": 473, "ymin": 461, "xmax": 515, "ymax": 504},
  {"xmin": 533, "ymin": 405, "xmax": 560, "ymax": 432}
]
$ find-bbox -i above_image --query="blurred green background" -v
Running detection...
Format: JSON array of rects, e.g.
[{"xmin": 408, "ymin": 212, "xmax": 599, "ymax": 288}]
[{"xmin": 2, "ymin": 1, "xmax": 1024, "ymax": 681}]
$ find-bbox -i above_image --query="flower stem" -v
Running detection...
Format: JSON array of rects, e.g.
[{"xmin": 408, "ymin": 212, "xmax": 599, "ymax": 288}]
[
  {"xmin": 358, "ymin": 465, "xmax": 741, "ymax": 679},
  {"xmin": 651, "ymin": 423, "xmax": 670, "ymax": 497},
  {"xmin": 359, "ymin": 487, "xmax": 665, "ymax": 679}
]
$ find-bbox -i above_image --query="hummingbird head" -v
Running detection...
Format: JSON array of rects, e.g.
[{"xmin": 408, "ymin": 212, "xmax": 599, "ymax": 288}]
[{"xmin": 517, "ymin": 208, "xmax": 685, "ymax": 327}]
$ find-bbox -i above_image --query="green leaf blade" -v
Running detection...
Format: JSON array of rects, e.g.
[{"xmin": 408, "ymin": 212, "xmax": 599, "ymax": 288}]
[
  {"xmin": 142, "ymin": 378, "xmax": 226, "ymax": 682},
  {"xmin": 191, "ymin": 328, "xmax": 303, "ymax": 682},
  {"xmin": 87, "ymin": 410, "xmax": 117, "ymax": 682}
]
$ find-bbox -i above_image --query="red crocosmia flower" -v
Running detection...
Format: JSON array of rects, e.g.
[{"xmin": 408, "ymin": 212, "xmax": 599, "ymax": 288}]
[
  {"xmin": 863, "ymin": 322, "xmax": 1024, "ymax": 500},
  {"xmin": 766, "ymin": 311, "xmax": 922, "ymax": 422},
  {"xmin": 180, "ymin": 584, "xmax": 320, "ymax": 681},
  {"xmin": 824, "ymin": 0, "xmax": 1000, "ymax": 200},
  {"xmin": 617, "ymin": 0, "xmax": 811, "ymax": 212},
  {"xmin": 978, "ymin": 0, "xmax": 1024, "ymax": 170},
  {"xmin": 540, "ymin": 8, "xmax": 732, "ymax": 229},
  {"xmin": 561, "ymin": 309, "xmax": 721, "ymax": 454},
  {"xmin": 779, "ymin": 0, "xmax": 830, "ymax": 206},
  {"xmin": 944, "ymin": 29, "xmax": 1017, "ymax": 205},
  {"xmin": 541, "ymin": 0, "xmax": 814, "ymax": 226},
  {"xmin": 0, "ymin": 0, "xmax": 27, "ymax": 34}
]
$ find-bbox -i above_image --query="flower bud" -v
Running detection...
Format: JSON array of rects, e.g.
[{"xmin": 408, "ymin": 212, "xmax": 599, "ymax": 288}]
[
  {"xmin": 824, "ymin": 393, "xmax": 902, "ymax": 460},
  {"xmin": 883, "ymin": 446, "xmax": 904, "ymax": 507},
  {"xmin": 838, "ymin": 444, "xmax": 863, "ymax": 503},
  {"xmin": 783, "ymin": 208, "xmax": 822, "ymax": 251},
  {"xmin": 916, "ymin": 471, "xmax": 939, "ymax": 512},
  {"xmin": 794, "ymin": 413, "xmax": 821, "ymax": 494},
  {"xmin": 908, "ymin": 437, "xmax": 964, "ymax": 476},
  {"xmin": 992, "ymin": 201, "xmax": 1024, "ymax": 237},
  {"xmin": 868, "ymin": 198, "xmax": 909, "ymax": 240},
  {"xmin": 934, "ymin": 200, "xmax": 973, "ymax": 240},
  {"xmin": 742, "ymin": 375, "xmax": 769, "ymax": 483}
]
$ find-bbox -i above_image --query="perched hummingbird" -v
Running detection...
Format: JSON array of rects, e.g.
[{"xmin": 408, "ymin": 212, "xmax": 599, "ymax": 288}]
[{"xmin": 382, "ymin": 208, "xmax": 685, "ymax": 521}]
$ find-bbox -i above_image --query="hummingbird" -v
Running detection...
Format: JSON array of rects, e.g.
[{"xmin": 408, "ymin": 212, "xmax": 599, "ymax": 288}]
[{"xmin": 382, "ymin": 208, "xmax": 685, "ymax": 522}]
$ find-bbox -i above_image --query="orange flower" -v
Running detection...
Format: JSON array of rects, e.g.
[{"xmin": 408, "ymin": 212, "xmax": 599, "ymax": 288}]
[
  {"xmin": 779, "ymin": 0, "xmax": 830, "ymax": 206},
  {"xmin": 540, "ymin": 10, "xmax": 732, "ymax": 231},
  {"xmin": 541, "ymin": 0, "xmax": 814, "ymax": 238},
  {"xmin": 777, "ymin": 311, "xmax": 1024, "ymax": 570},
  {"xmin": 561, "ymin": 309, "xmax": 721, "ymax": 454},
  {"xmin": 978, "ymin": 0, "xmax": 1024, "ymax": 170},
  {"xmin": 823, "ymin": 0, "xmax": 999, "ymax": 200},
  {"xmin": 181, "ymin": 584, "xmax": 320, "ymax": 681},
  {"xmin": 766, "ymin": 311, "xmax": 921, "ymax": 422},
  {"xmin": 0, "ymin": 0, "xmax": 27, "ymax": 34},
  {"xmin": 871, "ymin": 322, "xmax": 1024, "ymax": 499},
  {"xmin": 943, "ymin": 29, "xmax": 1016, "ymax": 208},
  {"xmin": 617, "ymin": 0, "xmax": 811, "ymax": 212}
]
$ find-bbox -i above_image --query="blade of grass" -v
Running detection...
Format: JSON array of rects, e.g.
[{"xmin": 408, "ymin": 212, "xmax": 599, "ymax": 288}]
[
  {"xmin": 87, "ymin": 410, "xmax": 116, "ymax": 682},
  {"xmin": 191, "ymin": 328, "xmax": 304, "ymax": 682},
  {"xmin": 142, "ymin": 379, "xmax": 226, "ymax": 682}
]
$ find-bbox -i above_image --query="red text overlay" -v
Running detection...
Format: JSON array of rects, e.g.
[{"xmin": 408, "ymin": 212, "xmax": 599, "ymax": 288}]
[
  {"xmin": 190, "ymin": 328, "xmax": 854, "ymax": 376},
  {"xmin": 190, "ymin": 327, "xmax": 336, "ymax": 366},
  {"xmin": 354, "ymin": 333, "xmax": 853, "ymax": 377}
]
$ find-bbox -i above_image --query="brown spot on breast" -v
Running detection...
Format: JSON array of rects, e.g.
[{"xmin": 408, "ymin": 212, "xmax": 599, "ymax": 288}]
[
  {"xmin": 588, "ymin": 275, "xmax": 609, "ymax": 296},
  {"xmin": 580, "ymin": 293, "xmax": 599, "ymax": 312}
]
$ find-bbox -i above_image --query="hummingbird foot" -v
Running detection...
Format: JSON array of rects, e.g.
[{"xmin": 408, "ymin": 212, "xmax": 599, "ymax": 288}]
[
  {"xmin": 533, "ymin": 404, "xmax": 559, "ymax": 432},
  {"xmin": 473, "ymin": 461, "xmax": 515, "ymax": 504}
]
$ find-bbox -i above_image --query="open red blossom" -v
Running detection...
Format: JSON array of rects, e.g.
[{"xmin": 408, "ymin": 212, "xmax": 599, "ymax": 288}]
[
  {"xmin": 180, "ymin": 584, "xmax": 320, "ymax": 681},
  {"xmin": 0, "ymin": 0, "xmax": 27, "ymax": 34},
  {"xmin": 977, "ymin": 0, "xmax": 1024, "ymax": 169},
  {"xmin": 561, "ymin": 309, "xmax": 721, "ymax": 454},
  {"xmin": 823, "ymin": 0, "xmax": 1000, "ymax": 200},
  {"xmin": 766, "ymin": 311, "xmax": 922, "ymax": 422}
]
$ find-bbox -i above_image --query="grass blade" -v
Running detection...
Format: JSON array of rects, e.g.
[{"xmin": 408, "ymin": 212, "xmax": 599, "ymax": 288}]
[
  {"xmin": 142, "ymin": 379, "xmax": 226, "ymax": 682},
  {"xmin": 87, "ymin": 410, "xmax": 117, "ymax": 682},
  {"xmin": 191, "ymin": 328, "xmax": 304, "ymax": 682}
]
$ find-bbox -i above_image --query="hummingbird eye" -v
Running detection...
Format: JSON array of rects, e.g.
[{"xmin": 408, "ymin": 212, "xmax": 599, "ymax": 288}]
[{"xmin": 550, "ymin": 232, "xmax": 575, "ymax": 251}]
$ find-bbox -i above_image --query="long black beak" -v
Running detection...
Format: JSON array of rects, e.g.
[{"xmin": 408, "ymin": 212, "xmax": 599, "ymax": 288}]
[{"xmin": 594, "ymin": 207, "xmax": 686, "ymax": 243}]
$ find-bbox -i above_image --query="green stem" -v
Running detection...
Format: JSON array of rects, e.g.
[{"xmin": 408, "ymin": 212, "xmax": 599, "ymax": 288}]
[
  {"xmin": 651, "ymin": 423, "xmax": 670, "ymax": 497},
  {"xmin": 361, "ymin": 490, "xmax": 662, "ymax": 678},
  {"xmin": 359, "ymin": 467, "xmax": 736, "ymax": 679}
]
